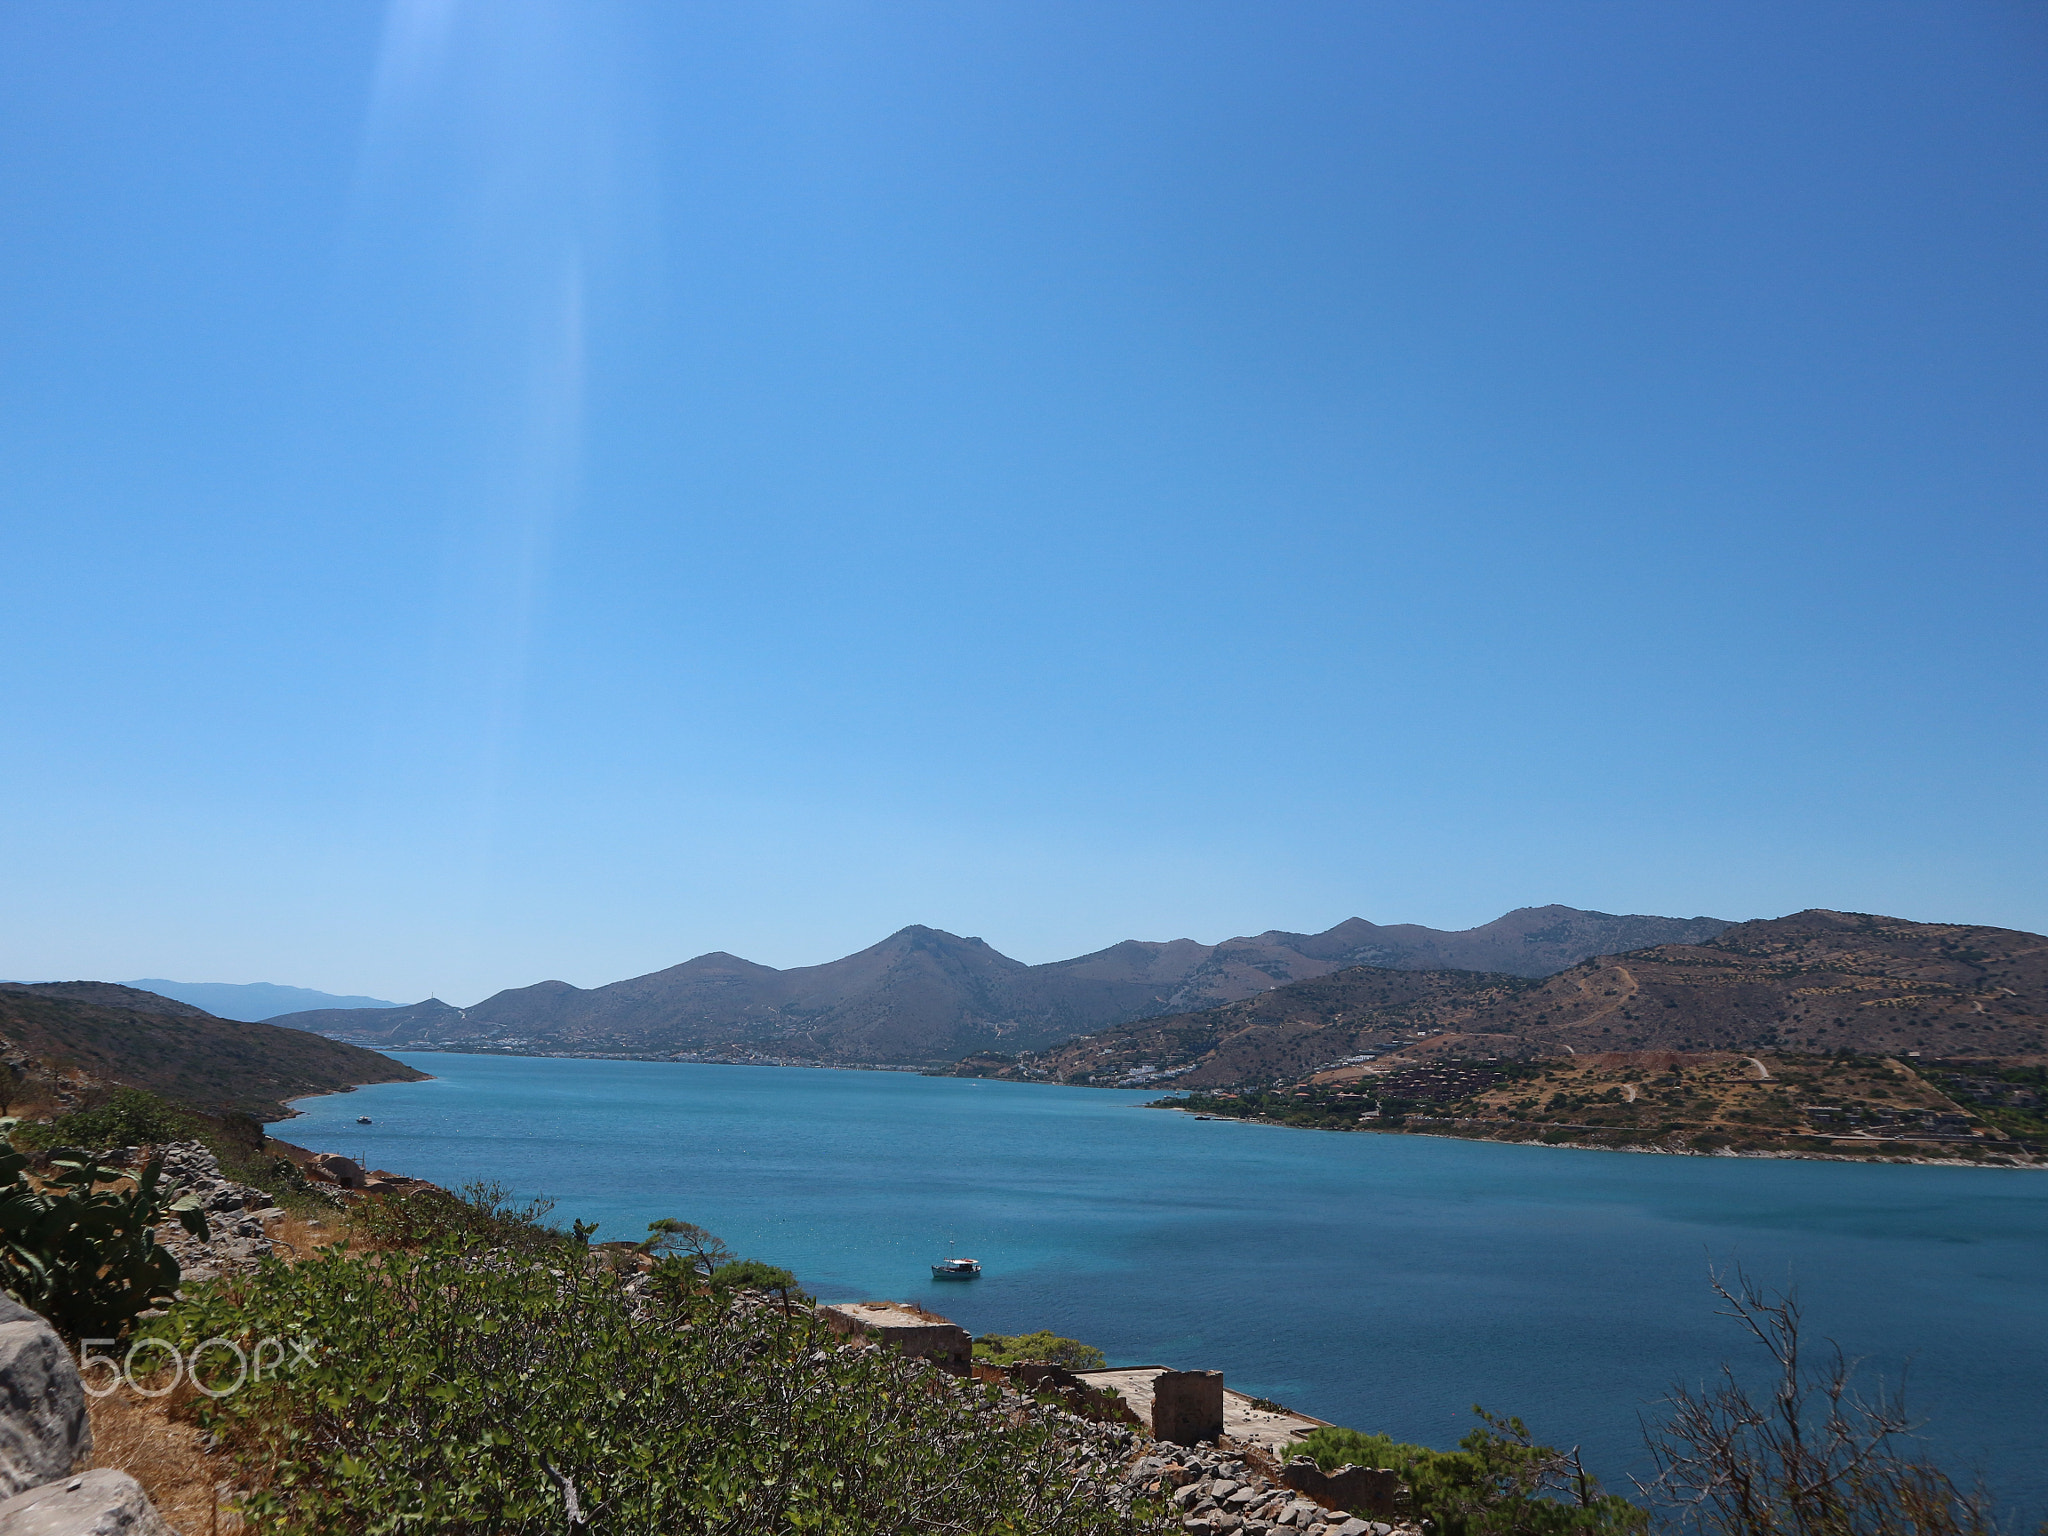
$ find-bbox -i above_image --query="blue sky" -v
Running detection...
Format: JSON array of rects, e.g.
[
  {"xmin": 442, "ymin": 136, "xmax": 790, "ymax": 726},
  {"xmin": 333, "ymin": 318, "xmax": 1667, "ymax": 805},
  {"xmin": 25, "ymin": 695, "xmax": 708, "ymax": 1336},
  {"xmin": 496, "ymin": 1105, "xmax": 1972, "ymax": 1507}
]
[{"xmin": 2, "ymin": 2, "xmax": 2043, "ymax": 1005}]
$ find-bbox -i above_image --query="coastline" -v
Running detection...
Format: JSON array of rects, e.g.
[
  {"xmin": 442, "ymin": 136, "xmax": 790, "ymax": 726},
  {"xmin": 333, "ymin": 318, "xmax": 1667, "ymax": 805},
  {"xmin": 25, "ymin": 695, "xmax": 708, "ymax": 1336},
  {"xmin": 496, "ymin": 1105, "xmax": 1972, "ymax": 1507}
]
[
  {"xmin": 1149, "ymin": 1103, "xmax": 2048, "ymax": 1169},
  {"xmin": 278, "ymin": 1066, "xmax": 439, "ymax": 1121},
  {"xmin": 283, "ymin": 1047, "xmax": 2041, "ymax": 1171},
  {"xmin": 265, "ymin": 1046, "xmax": 2048, "ymax": 1516}
]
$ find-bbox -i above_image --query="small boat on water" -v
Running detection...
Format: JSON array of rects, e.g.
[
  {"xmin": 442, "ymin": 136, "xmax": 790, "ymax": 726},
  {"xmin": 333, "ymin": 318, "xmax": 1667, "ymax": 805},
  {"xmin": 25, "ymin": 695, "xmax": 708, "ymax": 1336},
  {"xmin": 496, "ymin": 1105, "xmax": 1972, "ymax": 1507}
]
[
  {"xmin": 931, "ymin": 1256, "xmax": 981, "ymax": 1280},
  {"xmin": 357, "ymin": 1116, "xmax": 373, "ymax": 1124}
]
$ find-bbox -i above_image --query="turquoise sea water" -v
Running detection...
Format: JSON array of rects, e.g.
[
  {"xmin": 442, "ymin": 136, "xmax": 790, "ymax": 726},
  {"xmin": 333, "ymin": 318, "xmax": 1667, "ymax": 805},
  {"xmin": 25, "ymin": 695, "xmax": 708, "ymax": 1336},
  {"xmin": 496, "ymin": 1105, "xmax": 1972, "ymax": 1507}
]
[{"xmin": 289, "ymin": 1055, "xmax": 2048, "ymax": 1515}]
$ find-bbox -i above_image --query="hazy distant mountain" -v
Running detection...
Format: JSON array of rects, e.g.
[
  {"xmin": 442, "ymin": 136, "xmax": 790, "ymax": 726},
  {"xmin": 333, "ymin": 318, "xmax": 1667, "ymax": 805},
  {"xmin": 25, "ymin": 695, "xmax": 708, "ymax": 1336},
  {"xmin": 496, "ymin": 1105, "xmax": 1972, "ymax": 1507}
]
[
  {"xmin": 128, "ymin": 979, "xmax": 398, "ymax": 1023},
  {"xmin": 266, "ymin": 905, "xmax": 1730, "ymax": 1065},
  {"xmin": 1011, "ymin": 909, "xmax": 2048, "ymax": 1087},
  {"xmin": 262, "ymin": 997, "xmax": 467, "ymax": 1038}
]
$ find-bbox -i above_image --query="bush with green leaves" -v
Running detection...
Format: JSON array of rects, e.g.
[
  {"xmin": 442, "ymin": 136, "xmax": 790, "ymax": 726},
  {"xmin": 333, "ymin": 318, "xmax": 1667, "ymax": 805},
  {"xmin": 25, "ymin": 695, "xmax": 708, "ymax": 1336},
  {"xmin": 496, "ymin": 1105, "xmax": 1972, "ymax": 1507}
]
[
  {"xmin": 348, "ymin": 1178, "xmax": 565, "ymax": 1256},
  {"xmin": 1285, "ymin": 1411, "xmax": 1646, "ymax": 1536},
  {"xmin": 8, "ymin": 1086, "xmax": 198, "ymax": 1152},
  {"xmin": 153, "ymin": 1239, "xmax": 1168, "ymax": 1535},
  {"xmin": 634, "ymin": 1214, "xmax": 730, "ymax": 1269},
  {"xmin": 0, "ymin": 1119, "xmax": 208, "ymax": 1340},
  {"xmin": 974, "ymin": 1330, "xmax": 1109, "ymax": 1372},
  {"xmin": 7, "ymin": 1086, "xmax": 336, "ymax": 1213},
  {"xmin": 709, "ymin": 1256, "xmax": 804, "ymax": 1297}
]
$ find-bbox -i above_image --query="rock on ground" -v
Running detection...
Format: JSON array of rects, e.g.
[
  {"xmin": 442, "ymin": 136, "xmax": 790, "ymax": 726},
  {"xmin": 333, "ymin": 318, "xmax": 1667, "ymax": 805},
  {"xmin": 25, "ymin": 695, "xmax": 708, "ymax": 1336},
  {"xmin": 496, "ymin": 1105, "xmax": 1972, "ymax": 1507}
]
[
  {"xmin": 0, "ymin": 1299, "xmax": 178, "ymax": 1531},
  {"xmin": 147, "ymin": 1141, "xmax": 282, "ymax": 1283},
  {"xmin": 0, "ymin": 1467, "xmax": 176, "ymax": 1535},
  {"xmin": 1123, "ymin": 1439, "xmax": 1414, "ymax": 1536},
  {"xmin": 0, "ymin": 1301, "xmax": 90, "ymax": 1499}
]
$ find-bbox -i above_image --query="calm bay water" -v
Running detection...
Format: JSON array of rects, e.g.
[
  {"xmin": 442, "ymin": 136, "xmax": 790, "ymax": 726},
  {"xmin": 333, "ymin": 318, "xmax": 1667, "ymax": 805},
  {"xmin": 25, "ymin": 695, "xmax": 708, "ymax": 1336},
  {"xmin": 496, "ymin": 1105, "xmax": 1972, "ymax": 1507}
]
[{"xmin": 289, "ymin": 1054, "xmax": 2048, "ymax": 1515}]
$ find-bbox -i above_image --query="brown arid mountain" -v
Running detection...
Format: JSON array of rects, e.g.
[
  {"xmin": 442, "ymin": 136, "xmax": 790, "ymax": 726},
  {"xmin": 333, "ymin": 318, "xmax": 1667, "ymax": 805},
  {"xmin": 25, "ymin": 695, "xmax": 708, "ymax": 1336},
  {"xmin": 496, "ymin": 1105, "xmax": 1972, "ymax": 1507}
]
[
  {"xmin": 0, "ymin": 981, "xmax": 427, "ymax": 1120},
  {"xmin": 272, "ymin": 906, "xmax": 1730, "ymax": 1066},
  {"xmin": 270, "ymin": 996, "xmax": 469, "ymax": 1040},
  {"xmin": 1145, "ymin": 906, "xmax": 1730, "ymax": 1011},
  {"xmin": 999, "ymin": 910, "xmax": 2048, "ymax": 1089}
]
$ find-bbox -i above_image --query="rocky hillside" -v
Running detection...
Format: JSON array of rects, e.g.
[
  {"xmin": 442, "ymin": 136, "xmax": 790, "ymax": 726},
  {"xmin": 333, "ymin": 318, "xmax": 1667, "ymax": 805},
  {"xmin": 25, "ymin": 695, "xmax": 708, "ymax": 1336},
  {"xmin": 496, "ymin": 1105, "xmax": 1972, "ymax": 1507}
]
[
  {"xmin": 989, "ymin": 967, "xmax": 1515, "ymax": 1088},
  {"xmin": 0, "ymin": 982, "xmax": 427, "ymax": 1120},
  {"xmin": 271, "ymin": 906, "xmax": 1728, "ymax": 1066},
  {"xmin": 1003, "ymin": 911, "xmax": 2048, "ymax": 1088}
]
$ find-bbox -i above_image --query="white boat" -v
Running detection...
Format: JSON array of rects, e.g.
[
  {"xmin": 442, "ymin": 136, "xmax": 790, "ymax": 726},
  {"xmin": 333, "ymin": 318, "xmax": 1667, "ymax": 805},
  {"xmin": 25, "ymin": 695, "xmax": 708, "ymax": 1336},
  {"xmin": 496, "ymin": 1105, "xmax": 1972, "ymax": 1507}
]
[
  {"xmin": 931, "ymin": 1256, "xmax": 981, "ymax": 1280},
  {"xmin": 357, "ymin": 1116, "xmax": 373, "ymax": 1124}
]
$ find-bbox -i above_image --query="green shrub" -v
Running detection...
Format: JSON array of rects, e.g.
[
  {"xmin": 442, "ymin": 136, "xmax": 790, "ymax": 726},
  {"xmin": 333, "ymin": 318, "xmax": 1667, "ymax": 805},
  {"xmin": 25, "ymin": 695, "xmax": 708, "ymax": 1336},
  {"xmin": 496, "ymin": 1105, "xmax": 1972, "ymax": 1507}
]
[
  {"xmin": 1285, "ymin": 1410, "xmax": 1646, "ymax": 1536},
  {"xmin": 4, "ymin": 1087, "xmax": 334, "ymax": 1212},
  {"xmin": 635, "ymin": 1215, "xmax": 731, "ymax": 1271},
  {"xmin": 0, "ymin": 1120, "xmax": 208, "ymax": 1340},
  {"xmin": 973, "ymin": 1329, "xmax": 1108, "ymax": 1371},
  {"xmin": 10, "ymin": 1087, "xmax": 197, "ymax": 1152},
  {"xmin": 349, "ymin": 1179, "xmax": 564, "ymax": 1256},
  {"xmin": 709, "ymin": 1257, "xmax": 804, "ymax": 1296},
  {"xmin": 154, "ymin": 1241, "xmax": 1165, "ymax": 1535},
  {"xmin": 213, "ymin": 1147, "xmax": 340, "ymax": 1215}
]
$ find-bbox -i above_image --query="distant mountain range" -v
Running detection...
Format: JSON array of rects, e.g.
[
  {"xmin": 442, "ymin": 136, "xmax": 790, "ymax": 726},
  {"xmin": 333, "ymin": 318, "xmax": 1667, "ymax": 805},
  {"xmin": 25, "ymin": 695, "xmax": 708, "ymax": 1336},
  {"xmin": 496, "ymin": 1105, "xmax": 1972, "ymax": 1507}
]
[
  {"xmin": 0, "ymin": 981, "xmax": 425, "ymax": 1119},
  {"xmin": 127, "ymin": 979, "xmax": 398, "ymax": 1022},
  {"xmin": 267, "ymin": 905, "xmax": 1730, "ymax": 1064},
  {"xmin": 1003, "ymin": 910, "xmax": 2048, "ymax": 1087}
]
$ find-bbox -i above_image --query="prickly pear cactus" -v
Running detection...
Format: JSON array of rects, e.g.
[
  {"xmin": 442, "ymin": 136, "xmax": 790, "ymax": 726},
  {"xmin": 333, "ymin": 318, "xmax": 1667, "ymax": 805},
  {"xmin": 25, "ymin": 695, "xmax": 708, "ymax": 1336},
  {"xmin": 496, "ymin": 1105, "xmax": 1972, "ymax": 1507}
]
[{"xmin": 0, "ymin": 1118, "xmax": 209, "ymax": 1339}]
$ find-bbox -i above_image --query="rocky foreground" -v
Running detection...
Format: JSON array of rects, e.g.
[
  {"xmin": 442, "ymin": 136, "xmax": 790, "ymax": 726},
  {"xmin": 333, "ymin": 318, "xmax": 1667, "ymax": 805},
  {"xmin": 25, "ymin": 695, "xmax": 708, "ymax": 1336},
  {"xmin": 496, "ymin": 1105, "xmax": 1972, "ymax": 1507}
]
[
  {"xmin": 143, "ymin": 1139, "xmax": 285, "ymax": 1282},
  {"xmin": 1126, "ymin": 1443, "xmax": 1413, "ymax": 1536}
]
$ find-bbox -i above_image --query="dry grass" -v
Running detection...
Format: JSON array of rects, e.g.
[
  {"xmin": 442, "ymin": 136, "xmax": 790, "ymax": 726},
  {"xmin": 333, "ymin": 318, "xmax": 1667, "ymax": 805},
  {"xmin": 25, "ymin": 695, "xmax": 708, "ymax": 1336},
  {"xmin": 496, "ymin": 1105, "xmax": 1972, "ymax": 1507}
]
[
  {"xmin": 1, "ymin": 1095, "xmax": 67, "ymax": 1122},
  {"xmin": 1461, "ymin": 1050, "xmax": 1989, "ymax": 1145},
  {"xmin": 88, "ymin": 1383, "xmax": 244, "ymax": 1535},
  {"xmin": 264, "ymin": 1207, "xmax": 356, "ymax": 1260}
]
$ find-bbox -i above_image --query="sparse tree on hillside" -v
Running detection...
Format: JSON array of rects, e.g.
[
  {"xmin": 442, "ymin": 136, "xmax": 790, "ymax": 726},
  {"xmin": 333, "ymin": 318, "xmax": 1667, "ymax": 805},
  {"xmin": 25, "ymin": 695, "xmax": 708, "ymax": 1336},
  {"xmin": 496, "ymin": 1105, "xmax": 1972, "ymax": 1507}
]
[
  {"xmin": 1641, "ymin": 1269, "xmax": 1997, "ymax": 1536},
  {"xmin": 637, "ymin": 1217, "xmax": 732, "ymax": 1276}
]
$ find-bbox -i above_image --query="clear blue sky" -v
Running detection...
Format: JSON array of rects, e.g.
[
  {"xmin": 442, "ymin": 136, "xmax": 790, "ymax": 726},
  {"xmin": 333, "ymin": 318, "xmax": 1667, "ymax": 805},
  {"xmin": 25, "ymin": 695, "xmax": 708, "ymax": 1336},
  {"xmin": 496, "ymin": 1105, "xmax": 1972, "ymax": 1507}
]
[{"xmin": 2, "ymin": 2, "xmax": 2043, "ymax": 1005}]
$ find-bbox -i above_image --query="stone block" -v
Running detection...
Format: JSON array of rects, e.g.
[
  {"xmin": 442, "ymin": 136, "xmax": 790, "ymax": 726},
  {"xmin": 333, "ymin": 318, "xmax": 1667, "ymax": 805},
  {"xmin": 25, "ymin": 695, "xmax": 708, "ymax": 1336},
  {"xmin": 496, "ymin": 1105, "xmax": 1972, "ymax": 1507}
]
[
  {"xmin": 1152, "ymin": 1369, "xmax": 1225, "ymax": 1445},
  {"xmin": 817, "ymin": 1301, "xmax": 970, "ymax": 1374},
  {"xmin": 308, "ymin": 1154, "xmax": 365, "ymax": 1189},
  {"xmin": 0, "ymin": 1318, "xmax": 89, "ymax": 1499},
  {"xmin": 1279, "ymin": 1460, "xmax": 1402, "ymax": 1519},
  {"xmin": 1009, "ymin": 1361, "xmax": 1086, "ymax": 1394},
  {"xmin": 0, "ymin": 1468, "xmax": 175, "ymax": 1534}
]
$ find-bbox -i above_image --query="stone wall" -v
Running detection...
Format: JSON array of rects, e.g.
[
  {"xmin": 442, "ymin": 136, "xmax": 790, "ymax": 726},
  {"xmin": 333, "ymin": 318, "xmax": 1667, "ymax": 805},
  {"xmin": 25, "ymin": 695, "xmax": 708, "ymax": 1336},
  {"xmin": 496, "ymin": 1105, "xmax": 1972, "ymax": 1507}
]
[
  {"xmin": 817, "ymin": 1300, "xmax": 972, "ymax": 1374},
  {"xmin": 1280, "ymin": 1459, "xmax": 1403, "ymax": 1519},
  {"xmin": 1128, "ymin": 1441, "xmax": 1415, "ymax": 1536},
  {"xmin": 1151, "ymin": 1369, "xmax": 1225, "ymax": 1445}
]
